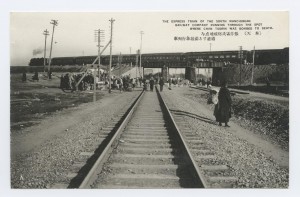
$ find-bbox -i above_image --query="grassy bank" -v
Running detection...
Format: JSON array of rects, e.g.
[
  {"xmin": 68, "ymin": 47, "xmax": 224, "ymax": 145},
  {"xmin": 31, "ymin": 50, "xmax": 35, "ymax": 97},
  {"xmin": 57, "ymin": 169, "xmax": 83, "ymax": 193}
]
[{"xmin": 185, "ymin": 89, "xmax": 289, "ymax": 150}]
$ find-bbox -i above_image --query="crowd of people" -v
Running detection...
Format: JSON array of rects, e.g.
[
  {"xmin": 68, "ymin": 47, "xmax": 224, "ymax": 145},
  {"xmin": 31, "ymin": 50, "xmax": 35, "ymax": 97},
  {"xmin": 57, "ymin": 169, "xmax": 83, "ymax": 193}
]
[
  {"xmin": 196, "ymin": 78, "xmax": 212, "ymax": 88},
  {"xmin": 139, "ymin": 76, "xmax": 166, "ymax": 92},
  {"xmin": 21, "ymin": 70, "xmax": 232, "ymax": 127},
  {"xmin": 111, "ymin": 75, "xmax": 139, "ymax": 92},
  {"xmin": 60, "ymin": 72, "xmax": 96, "ymax": 91}
]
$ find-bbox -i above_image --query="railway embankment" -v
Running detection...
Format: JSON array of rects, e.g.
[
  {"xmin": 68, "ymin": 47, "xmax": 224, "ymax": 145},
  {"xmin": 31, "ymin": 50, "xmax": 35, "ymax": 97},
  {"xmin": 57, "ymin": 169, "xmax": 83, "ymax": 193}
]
[
  {"xmin": 161, "ymin": 87, "xmax": 288, "ymax": 188},
  {"xmin": 185, "ymin": 87, "xmax": 289, "ymax": 150}
]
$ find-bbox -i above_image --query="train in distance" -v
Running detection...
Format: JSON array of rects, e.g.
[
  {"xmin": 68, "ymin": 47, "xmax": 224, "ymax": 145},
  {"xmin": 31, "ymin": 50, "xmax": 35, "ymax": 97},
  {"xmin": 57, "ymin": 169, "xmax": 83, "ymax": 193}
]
[{"xmin": 29, "ymin": 48, "xmax": 289, "ymax": 67}]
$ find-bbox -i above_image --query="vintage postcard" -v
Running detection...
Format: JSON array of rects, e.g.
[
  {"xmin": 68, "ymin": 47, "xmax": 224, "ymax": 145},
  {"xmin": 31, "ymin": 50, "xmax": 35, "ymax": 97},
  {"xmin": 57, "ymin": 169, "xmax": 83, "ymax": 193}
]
[{"xmin": 9, "ymin": 11, "xmax": 289, "ymax": 190}]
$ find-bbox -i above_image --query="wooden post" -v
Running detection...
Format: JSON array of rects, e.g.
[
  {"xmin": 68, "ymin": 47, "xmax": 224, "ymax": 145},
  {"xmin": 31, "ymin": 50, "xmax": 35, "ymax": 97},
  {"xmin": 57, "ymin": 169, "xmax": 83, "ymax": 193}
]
[
  {"xmin": 109, "ymin": 18, "xmax": 115, "ymax": 93},
  {"xmin": 93, "ymin": 69, "xmax": 96, "ymax": 102}
]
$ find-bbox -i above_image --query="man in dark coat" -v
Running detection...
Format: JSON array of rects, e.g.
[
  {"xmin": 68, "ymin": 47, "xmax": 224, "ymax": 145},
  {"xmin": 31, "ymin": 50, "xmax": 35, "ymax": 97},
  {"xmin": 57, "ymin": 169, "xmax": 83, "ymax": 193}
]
[
  {"xmin": 215, "ymin": 80, "xmax": 232, "ymax": 127},
  {"xmin": 159, "ymin": 77, "xmax": 164, "ymax": 92},
  {"xmin": 149, "ymin": 77, "xmax": 155, "ymax": 91}
]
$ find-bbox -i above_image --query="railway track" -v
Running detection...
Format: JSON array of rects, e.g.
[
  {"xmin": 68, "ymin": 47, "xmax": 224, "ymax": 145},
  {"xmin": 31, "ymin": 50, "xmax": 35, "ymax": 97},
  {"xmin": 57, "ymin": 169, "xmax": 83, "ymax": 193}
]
[
  {"xmin": 190, "ymin": 85, "xmax": 249, "ymax": 95},
  {"xmin": 50, "ymin": 86, "xmax": 239, "ymax": 189},
  {"xmin": 73, "ymin": 86, "xmax": 206, "ymax": 189}
]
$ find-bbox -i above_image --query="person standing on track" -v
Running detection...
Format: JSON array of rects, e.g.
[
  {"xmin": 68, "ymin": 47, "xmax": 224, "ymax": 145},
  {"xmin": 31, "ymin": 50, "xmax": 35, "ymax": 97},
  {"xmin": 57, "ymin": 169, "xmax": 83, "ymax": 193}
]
[
  {"xmin": 149, "ymin": 77, "xmax": 155, "ymax": 91},
  {"xmin": 159, "ymin": 77, "xmax": 164, "ymax": 92},
  {"xmin": 168, "ymin": 79, "xmax": 172, "ymax": 90},
  {"xmin": 215, "ymin": 80, "xmax": 232, "ymax": 127}
]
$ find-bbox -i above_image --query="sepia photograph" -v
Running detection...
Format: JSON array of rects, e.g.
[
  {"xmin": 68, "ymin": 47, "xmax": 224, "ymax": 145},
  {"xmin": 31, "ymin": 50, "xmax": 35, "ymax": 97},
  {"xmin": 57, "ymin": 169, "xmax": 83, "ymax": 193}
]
[
  {"xmin": 9, "ymin": 11, "xmax": 289, "ymax": 189},
  {"xmin": 2, "ymin": 0, "xmax": 300, "ymax": 196}
]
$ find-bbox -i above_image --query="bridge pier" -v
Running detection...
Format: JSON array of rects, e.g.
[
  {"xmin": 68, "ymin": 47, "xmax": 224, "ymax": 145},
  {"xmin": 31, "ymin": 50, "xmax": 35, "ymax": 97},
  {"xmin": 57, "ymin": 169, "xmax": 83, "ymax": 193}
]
[
  {"xmin": 212, "ymin": 67, "xmax": 225, "ymax": 86},
  {"xmin": 162, "ymin": 66, "xmax": 168, "ymax": 80},
  {"xmin": 185, "ymin": 67, "xmax": 196, "ymax": 83}
]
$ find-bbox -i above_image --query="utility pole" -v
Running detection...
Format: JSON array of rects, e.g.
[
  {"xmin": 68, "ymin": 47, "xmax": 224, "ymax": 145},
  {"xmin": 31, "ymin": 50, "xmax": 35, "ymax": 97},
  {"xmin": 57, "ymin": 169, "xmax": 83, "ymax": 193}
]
[
  {"xmin": 136, "ymin": 50, "xmax": 139, "ymax": 80},
  {"xmin": 140, "ymin": 31, "xmax": 144, "ymax": 79},
  {"xmin": 119, "ymin": 52, "xmax": 122, "ymax": 77},
  {"xmin": 95, "ymin": 29, "xmax": 105, "ymax": 79},
  {"xmin": 239, "ymin": 46, "xmax": 243, "ymax": 86},
  {"xmin": 48, "ymin": 19, "xmax": 58, "ymax": 79},
  {"xmin": 109, "ymin": 18, "xmax": 115, "ymax": 93},
  {"xmin": 43, "ymin": 29, "xmax": 49, "ymax": 73},
  {"xmin": 130, "ymin": 47, "xmax": 132, "ymax": 71},
  {"xmin": 251, "ymin": 46, "xmax": 255, "ymax": 85}
]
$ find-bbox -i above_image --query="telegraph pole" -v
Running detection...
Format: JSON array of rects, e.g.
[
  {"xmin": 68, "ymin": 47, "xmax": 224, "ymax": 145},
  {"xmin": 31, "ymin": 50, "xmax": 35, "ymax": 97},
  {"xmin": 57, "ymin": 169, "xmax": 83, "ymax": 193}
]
[
  {"xmin": 119, "ymin": 52, "xmax": 122, "ymax": 77},
  {"xmin": 48, "ymin": 20, "xmax": 58, "ymax": 79},
  {"xmin": 239, "ymin": 46, "xmax": 243, "ymax": 86},
  {"xmin": 140, "ymin": 31, "xmax": 144, "ymax": 79},
  {"xmin": 251, "ymin": 46, "xmax": 255, "ymax": 85},
  {"xmin": 43, "ymin": 29, "xmax": 49, "ymax": 73},
  {"xmin": 95, "ymin": 29, "xmax": 105, "ymax": 79},
  {"xmin": 136, "ymin": 50, "xmax": 139, "ymax": 81},
  {"xmin": 109, "ymin": 18, "xmax": 115, "ymax": 93},
  {"xmin": 130, "ymin": 47, "xmax": 132, "ymax": 71}
]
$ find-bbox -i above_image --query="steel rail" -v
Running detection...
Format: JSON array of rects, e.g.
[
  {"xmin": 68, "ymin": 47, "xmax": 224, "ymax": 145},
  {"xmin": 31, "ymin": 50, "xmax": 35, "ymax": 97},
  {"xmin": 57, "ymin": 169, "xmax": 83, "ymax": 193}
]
[
  {"xmin": 155, "ymin": 86, "xmax": 208, "ymax": 188},
  {"xmin": 191, "ymin": 86, "xmax": 249, "ymax": 95},
  {"xmin": 79, "ymin": 90, "xmax": 145, "ymax": 188}
]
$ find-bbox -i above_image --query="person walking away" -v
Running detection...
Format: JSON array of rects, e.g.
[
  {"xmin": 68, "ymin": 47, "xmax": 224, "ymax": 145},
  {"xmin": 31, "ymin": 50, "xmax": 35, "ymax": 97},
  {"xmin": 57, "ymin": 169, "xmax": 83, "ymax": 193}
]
[
  {"xmin": 49, "ymin": 71, "xmax": 52, "ymax": 80},
  {"xmin": 215, "ymin": 80, "xmax": 232, "ymax": 127},
  {"xmin": 119, "ymin": 77, "xmax": 123, "ymax": 92},
  {"xmin": 143, "ymin": 78, "xmax": 147, "ymax": 91},
  {"xmin": 132, "ymin": 78, "xmax": 136, "ymax": 90},
  {"xmin": 149, "ymin": 77, "xmax": 155, "ymax": 91},
  {"xmin": 139, "ymin": 78, "xmax": 142, "ymax": 87},
  {"xmin": 159, "ymin": 77, "xmax": 164, "ymax": 92},
  {"xmin": 168, "ymin": 79, "xmax": 172, "ymax": 90}
]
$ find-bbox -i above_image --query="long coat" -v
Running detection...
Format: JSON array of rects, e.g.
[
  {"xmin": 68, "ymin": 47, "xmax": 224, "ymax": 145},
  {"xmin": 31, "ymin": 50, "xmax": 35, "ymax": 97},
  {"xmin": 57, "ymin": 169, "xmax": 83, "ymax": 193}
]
[
  {"xmin": 215, "ymin": 87, "xmax": 232, "ymax": 123},
  {"xmin": 159, "ymin": 78, "xmax": 164, "ymax": 86}
]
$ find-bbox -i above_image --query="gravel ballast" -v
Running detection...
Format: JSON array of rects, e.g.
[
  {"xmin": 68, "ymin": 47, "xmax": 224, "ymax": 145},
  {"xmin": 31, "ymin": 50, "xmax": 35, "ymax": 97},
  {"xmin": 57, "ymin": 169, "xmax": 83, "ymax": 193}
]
[
  {"xmin": 11, "ymin": 90, "xmax": 142, "ymax": 188},
  {"xmin": 160, "ymin": 87, "xmax": 288, "ymax": 188}
]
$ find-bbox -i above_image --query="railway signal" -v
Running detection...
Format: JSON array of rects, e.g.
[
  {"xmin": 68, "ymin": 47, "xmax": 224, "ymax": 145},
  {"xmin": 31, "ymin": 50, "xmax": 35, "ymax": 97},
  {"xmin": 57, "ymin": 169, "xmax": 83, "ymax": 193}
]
[{"xmin": 48, "ymin": 19, "xmax": 58, "ymax": 79}]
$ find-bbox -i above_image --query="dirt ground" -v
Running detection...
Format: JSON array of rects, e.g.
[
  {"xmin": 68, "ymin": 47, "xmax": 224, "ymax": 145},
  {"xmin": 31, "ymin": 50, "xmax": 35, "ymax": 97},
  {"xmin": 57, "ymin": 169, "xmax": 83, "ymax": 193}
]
[
  {"xmin": 166, "ymin": 86, "xmax": 288, "ymax": 168},
  {"xmin": 10, "ymin": 77, "xmax": 288, "ymax": 160},
  {"xmin": 9, "ymin": 75, "xmax": 289, "ymax": 188},
  {"xmin": 10, "ymin": 72, "xmax": 126, "ymax": 156}
]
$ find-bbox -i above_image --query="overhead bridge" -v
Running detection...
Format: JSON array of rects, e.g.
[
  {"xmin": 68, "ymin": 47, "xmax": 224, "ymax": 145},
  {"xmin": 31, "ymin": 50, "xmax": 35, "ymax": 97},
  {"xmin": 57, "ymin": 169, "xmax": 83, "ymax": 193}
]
[{"xmin": 142, "ymin": 61, "xmax": 225, "ymax": 83}]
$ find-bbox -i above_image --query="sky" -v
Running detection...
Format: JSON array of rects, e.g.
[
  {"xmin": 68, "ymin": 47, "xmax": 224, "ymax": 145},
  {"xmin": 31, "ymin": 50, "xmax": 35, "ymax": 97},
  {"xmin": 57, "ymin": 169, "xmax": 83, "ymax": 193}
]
[{"xmin": 10, "ymin": 12, "xmax": 288, "ymax": 66}]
